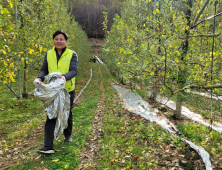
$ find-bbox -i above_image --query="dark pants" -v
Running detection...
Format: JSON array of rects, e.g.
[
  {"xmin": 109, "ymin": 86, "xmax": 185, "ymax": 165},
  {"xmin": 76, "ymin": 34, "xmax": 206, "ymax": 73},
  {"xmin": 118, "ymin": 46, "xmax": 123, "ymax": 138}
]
[{"xmin": 44, "ymin": 90, "xmax": 75, "ymax": 148}]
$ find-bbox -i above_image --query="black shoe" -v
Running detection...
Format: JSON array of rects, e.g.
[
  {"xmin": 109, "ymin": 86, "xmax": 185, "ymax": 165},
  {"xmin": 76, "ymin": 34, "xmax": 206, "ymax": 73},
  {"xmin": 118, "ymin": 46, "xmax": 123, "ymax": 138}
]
[
  {"xmin": 64, "ymin": 136, "xmax": 72, "ymax": 142},
  {"xmin": 37, "ymin": 147, "xmax": 55, "ymax": 154}
]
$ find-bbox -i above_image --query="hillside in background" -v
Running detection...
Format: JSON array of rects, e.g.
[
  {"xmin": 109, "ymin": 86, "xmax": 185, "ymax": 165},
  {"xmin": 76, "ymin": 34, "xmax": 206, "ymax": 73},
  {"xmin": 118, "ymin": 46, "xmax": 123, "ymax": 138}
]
[{"xmin": 67, "ymin": 0, "xmax": 125, "ymax": 38}]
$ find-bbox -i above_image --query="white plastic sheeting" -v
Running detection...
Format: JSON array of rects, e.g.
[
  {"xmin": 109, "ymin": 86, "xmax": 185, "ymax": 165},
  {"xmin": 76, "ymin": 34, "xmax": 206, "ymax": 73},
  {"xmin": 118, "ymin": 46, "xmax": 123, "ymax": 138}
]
[
  {"xmin": 112, "ymin": 84, "xmax": 212, "ymax": 170},
  {"xmin": 74, "ymin": 69, "xmax": 92, "ymax": 104},
  {"xmin": 34, "ymin": 72, "xmax": 70, "ymax": 140},
  {"xmin": 185, "ymin": 89, "xmax": 222, "ymax": 101},
  {"xmin": 95, "ymin": 56, "xmax": 104, "ymax": 64},
  {"xmin": 154, "ymin": 93, "xmax": 222, "ymax": 133},
  {"xmin": 112, "ymin": 85, "xmax": 180, "ymax": 135},
  {"xmin": 180, "ymin": 138, "xmax": 212, "ymax": 170}
]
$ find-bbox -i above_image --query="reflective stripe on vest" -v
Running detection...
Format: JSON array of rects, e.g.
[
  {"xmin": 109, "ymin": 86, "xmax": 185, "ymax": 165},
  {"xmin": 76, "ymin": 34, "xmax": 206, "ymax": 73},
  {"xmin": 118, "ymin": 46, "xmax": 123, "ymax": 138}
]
[{"xmin": 47, "ymin": 47, "xmax": 75, "ymax": 92}]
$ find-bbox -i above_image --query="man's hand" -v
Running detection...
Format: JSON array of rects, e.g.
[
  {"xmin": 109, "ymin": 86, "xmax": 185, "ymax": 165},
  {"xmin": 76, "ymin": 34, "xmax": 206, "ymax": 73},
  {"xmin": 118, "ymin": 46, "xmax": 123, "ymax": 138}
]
[
  {"xmin": 60, "ymin": 76, "xmax": 66, "ymax": 83},
  {"xmin": 34, "ymin": 78, "xmax": 42, "ymax": 87}
]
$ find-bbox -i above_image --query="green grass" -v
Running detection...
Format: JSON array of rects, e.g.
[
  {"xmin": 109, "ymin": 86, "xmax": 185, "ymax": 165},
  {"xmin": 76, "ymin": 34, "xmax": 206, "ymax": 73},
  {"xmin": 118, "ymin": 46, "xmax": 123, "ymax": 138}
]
[
  {"xmin": 0, "ymin": 95, "xmax": 44, "ymax": 143},
  {"xmin": 177, "ymin": 122, "xmax": 222, "ymax": 157},
  {"xmin": 182, "ymin": 92, "xmax": 222, "ymax": 118}
]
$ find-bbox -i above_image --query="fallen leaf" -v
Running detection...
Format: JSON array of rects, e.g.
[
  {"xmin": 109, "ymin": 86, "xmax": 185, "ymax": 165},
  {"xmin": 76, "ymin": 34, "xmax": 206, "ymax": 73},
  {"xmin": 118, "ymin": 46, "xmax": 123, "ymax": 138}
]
[
  {"xmin": 133, "ymin": 156, "xmax": 139, "ymax": 161},
  {"xmin": 110, "ymin": 158, "xmax": 115, "ymax": 163},
  {"xmin": 163, "ymin": 144, "xmax": 168, "ymax": 149},
  {"xmin": 121, "ymin": 134, "xmax": 126, "ymax": 138},
  {"xmin": 52, "ymin": 159, "xmax": 59, "ymax": 162}
]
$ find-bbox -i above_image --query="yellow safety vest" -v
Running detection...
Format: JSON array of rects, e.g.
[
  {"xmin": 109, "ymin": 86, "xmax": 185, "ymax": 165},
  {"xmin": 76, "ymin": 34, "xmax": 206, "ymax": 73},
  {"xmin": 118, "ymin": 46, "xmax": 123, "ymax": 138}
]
[{"xmin": 47, "ymin": 47, "xmax": 75, "ymax": 92}]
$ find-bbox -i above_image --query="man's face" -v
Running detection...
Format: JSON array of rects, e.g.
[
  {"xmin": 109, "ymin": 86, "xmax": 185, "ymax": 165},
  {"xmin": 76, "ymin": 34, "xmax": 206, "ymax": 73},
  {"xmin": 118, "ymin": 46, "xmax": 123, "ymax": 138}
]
[{"xmin": 53, "ymin": 34, "xmax": 67, "ymax": 50}]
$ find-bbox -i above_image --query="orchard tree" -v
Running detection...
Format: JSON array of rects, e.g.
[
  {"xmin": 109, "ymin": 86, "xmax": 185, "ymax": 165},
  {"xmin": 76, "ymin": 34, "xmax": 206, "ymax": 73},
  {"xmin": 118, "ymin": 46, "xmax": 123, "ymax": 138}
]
[
  {"xmin": 0, "ymin": 0, "xmax": 17, "ymax": 87},
  {"xmin": 0, "ymin": 0, "xmax": 91, "ymax": 98},
  {"xmin": 103, "ymin": 0, "xmax": 222, "ymax": 119}
]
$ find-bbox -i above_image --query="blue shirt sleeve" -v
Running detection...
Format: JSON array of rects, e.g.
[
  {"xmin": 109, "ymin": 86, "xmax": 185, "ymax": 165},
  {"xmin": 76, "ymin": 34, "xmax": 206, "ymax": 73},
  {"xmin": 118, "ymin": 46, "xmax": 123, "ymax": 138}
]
[{"xmin": 38, "ymin": 53, "xmax": 48, "ymax": 81}]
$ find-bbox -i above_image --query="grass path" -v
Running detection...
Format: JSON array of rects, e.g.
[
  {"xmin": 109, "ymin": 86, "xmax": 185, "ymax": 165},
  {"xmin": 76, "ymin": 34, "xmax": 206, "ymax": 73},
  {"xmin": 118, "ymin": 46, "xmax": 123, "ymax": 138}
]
[{"xmin": 77, "ymin": 62, "xmax": 106, "ymax": 169}]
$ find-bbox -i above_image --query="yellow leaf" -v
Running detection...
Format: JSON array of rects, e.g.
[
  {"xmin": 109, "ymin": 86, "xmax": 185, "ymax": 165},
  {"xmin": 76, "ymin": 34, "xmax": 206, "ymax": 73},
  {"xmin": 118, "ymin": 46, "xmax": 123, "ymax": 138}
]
[
  {"xmin": 29, "ymin": 49, "xmax": 34, "ymax": 54},
  {"xmin": 52, "ymin": 159, "xmax": 59, "ymax": 162},
  {"xmin": 3, "ymin": 61, "xmax": 7, "ymax": 66},
  {"xmin": 39, "ymin": 46, "xmax": 43, "ymax": 53},
  {"xmin": 9, "ymin": 1, "xmax": 13, "ymax": 8},
  {"xmin": 21, "ymin": 57, "xmax": 24, "ymax": 62},
  {"xmin": 186, "ymin": 26, "xmax": 189, "ymax": 30},
  {"xmin": 110, "ymin": 158, "xmax": 115, "ymax": 163},
  {"xmin": 64, "ymin": 165, "xmax": 69, "ymax": 169},
  {"xmin": 156, "ymin": 9, "xmax": 160, "ymax": 13},
  {"xmin": 10, "ymin": 63, "xmax": 14, "ymax": 68},
  {"xmin": 2, "ymin": 50, "xmax": 6, "ymax": 54},
  {"xmin": 150, "ymin": 72, "xmax": 154, "ymax": 76}
]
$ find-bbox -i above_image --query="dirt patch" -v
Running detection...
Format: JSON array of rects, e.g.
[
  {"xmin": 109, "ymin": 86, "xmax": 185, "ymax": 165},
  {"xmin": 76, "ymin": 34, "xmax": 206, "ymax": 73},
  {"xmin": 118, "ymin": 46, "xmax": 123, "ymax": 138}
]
[
  {"xmin": 88, "ymin": 38, "xmax": 104, "ymax": 57},
  {"xmin": 88, "ymin": 38, "xmax": 104, "ymax": 47}
]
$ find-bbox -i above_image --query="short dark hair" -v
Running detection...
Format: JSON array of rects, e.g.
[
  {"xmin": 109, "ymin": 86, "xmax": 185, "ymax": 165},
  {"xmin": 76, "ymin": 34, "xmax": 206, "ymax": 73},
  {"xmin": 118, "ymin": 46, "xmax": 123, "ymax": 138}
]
[{"xmin": 53, "ymin": 30, "xmax": 68, "ymax": 40}]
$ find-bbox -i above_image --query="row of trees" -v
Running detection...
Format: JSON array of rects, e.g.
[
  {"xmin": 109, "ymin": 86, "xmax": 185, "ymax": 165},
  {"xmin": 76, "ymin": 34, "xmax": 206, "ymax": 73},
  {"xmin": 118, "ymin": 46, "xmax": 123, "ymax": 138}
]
[
  {"xmin": 102, "ymin": 0, "xmax": 222, "ymax": 118},
  {"xmin": 63, "ymin": 0, "xmax": 125, "ymax": 38},
  {"xmin": 0, "ymin": 0, "xmax": 91, "ymax": 97}
]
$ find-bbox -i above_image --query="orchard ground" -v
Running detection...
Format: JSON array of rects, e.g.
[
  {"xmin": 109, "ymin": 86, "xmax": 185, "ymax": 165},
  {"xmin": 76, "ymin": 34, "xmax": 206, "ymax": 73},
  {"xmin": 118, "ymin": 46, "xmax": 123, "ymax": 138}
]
[{"xmin": 0, "ymin": 39, "xmax": 222, "ymax": 170}]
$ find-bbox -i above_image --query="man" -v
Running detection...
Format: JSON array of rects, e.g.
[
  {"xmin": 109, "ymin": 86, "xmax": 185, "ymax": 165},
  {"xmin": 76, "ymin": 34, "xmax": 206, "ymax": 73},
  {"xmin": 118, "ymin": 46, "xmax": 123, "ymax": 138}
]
[{"xmin": 34, "ymin": 30, "xmax": 78, "ymax": 154}]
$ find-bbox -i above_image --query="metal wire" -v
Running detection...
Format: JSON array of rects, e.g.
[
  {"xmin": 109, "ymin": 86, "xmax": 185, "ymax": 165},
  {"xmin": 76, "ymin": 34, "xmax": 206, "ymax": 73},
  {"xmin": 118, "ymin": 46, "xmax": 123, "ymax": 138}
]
[{"xmin": 209, "ymin": 0, "xmax": 218, "ymax": 133}]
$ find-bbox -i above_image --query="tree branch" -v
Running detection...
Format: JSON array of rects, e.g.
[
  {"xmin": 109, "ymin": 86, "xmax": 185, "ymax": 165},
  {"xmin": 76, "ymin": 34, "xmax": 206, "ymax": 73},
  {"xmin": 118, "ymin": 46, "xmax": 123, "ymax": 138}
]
[
  {"xmin": 188, "ymin": 33, "xmax": 221, "ymax": 37},
  {"xmin": 192, "ymin": 0, "xmax": 210, "ymax": 26},
  {"xmin": 191, "ymin": 11, "xmax": 222, "ymax": 29},
  {"xmin": 190, "ymin": 84, "xmax": 222, "ymax": 89},
  {"xmin": 188, "ymin": 62, "xmax": 205, "ymax": 67}
]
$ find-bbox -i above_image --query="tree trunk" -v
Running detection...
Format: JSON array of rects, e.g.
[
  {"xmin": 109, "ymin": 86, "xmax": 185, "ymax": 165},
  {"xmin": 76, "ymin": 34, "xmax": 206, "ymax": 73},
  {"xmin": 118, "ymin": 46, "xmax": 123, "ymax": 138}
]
[
  {"xmin": 175, "ymin": 96, "xmax": 183, "ymax": 119},
  {"xmin": 175, "ymin": 81, "xmax": 183, "ymax": 119},
  {"xmin": 174, "ymin": 0, "xmax": 193, "ymax": 119},
  {"xmin": 22, "ymin": 60, "xmax": 28, "ymax": 98}
]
